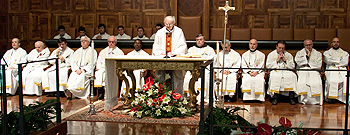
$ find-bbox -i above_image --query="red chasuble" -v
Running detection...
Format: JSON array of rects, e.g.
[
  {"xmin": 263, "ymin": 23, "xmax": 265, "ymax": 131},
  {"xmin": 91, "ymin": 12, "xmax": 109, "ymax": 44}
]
[{"xmin": 166, "ymin": 33, "xmax": 172, "ymax": 52}]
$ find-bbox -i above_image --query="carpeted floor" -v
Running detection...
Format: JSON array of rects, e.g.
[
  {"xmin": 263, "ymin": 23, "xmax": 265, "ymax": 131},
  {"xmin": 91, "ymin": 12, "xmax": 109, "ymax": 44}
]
[{"xmin": 64, "ymin": 101, "xmax": 201, "ymax": 125}]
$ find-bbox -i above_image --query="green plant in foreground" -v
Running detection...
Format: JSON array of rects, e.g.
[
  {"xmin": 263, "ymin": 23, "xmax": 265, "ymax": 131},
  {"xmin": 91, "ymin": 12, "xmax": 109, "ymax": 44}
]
[
  {"xmin": 0, "ymin": 99, "xmax": 58, "ymax": 135},
  {"xmin": 202, "ymin": 106, "xmax": 255, "ymax": 135}
]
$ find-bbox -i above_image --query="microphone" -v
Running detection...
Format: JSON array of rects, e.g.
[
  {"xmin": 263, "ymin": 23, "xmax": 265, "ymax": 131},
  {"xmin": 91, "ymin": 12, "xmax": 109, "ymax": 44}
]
[
  {"xmin": 58, "ymin": 47, "xmax": 63, "ymax": 55},
  {"xmin": 164, "ymin": 51, "xmax": 170, "ymax": 58}
]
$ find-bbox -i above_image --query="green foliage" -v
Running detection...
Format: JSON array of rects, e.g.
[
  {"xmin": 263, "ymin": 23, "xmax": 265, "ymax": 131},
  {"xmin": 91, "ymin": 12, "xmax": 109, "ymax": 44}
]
[
  {"xmin": 202, "ymin": 107, "xmax": 256, "ymax": 135},
  {"xmin": 0, "ymin": 99, "xmax": 58, "ymax": 135}
]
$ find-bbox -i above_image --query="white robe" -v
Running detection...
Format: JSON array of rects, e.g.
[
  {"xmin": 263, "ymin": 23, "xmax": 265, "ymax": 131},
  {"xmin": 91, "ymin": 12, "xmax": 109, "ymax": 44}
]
[
  {"xmin": 266, "ymin": 50, "xmax": 297, "ymax": 96},
  {"xmin": 115, "ymin": 34, "xmax": 131, "ymax": 40},
  {"xmin": 133, "ymin": 35, "xmax": 149, "ymax": 40},
  {"xmin": 121, "ymin": 49, "xmax": 150, "ymax": 96},
  {"xmin": 95, "ymin": 46, "xmax": 124, "ymax": 87},
  {"xmin": 1, "ymin": 47, "xmax": 27, "ymax": 95},
  {"xmin": 54, "ymin": 33, "xmax": 72, "ymax": 39},
  {"xmin": 241, "ymin": 50, "xmax": 265, "ymax": 101},
  {"xmin": 295, "ymin": 48, "xmax": 322, "ymax": 105},
  {"xmin": 42, "ymin": 47, "xmax": 74, "ymax": 92},
  {"xmin": 22, "ymin": 48, "xmax": 50, "ymax": 96},
  {"xmin": 92, "ymin": 33, "xmax": 110, "ymax": 39},
  {"xmin": 215, "ymin": 49, "xmax": 241, "ymax": 96},
  {"xmin": 150, "ymin": 33, "xmax": 156, "ymax": 40},
  {"xmin": 67, "ymin": 47, "xmax": 97, "ymax": 98},
  {"xmin": 324, "ymin": 48, "xmax": 349, "ymax": 103},
  {"xmin": 152, "ymin": 26, "xmax": 188, "ymax": 95},
  {"xmin": 183, "ymin": 45, "xmax": 216, "ymax": 102}
]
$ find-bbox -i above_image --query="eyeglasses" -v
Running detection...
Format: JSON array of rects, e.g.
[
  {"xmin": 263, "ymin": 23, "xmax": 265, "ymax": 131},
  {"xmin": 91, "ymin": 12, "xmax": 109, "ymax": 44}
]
[
  {"xmin": 108, "ymin": 41, "xmax": 116, "ymax": 43},
  {"xmin": 165, "ymin": 23, "xmax": 174, "ymax": 26}
]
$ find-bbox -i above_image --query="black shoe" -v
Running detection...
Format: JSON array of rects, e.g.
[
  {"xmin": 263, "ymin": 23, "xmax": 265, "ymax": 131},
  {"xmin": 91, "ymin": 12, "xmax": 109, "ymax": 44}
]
[
  {"xmin": 47, "ymin": 93, "xmax": 56, "ymax": 97},
  {"xmin": 97, "ymin": 88, "xmax": 105, "ymax": 100},
  {"xmin": 272, "ymin": 98, "xmax": 278, "ymax": 105},
  {"xmin": 67, "ymin": 97, "xmax": 72, "ymax": 100},
  {"xmin": 289, "ymin": 99, "xmax": 296, "ymax": 105}
]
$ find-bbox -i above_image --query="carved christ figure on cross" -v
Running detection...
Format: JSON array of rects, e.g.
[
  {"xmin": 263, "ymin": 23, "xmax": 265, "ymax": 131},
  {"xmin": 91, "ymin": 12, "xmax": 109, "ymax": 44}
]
[
  {"xmin": 219, "ymin": 1, "xmax": 235, "ymax": 24},
  {"xmin": 216, "ymin": 1, "xmax": 235, "ymax": 107}
]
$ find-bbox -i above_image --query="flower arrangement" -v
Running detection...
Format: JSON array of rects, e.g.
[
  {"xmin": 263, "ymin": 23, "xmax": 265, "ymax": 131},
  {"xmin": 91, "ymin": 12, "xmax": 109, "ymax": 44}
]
[
  {"xmin": 255, "ymin": 116, "xmax": 322, "ymax": 135},
  {"xmin": 127, "ymin": 74, "xmax": 193, "ymax": 119},
  {"xmin": 203, "ymin": 107, "xmax": 322, "ymax": 135}
]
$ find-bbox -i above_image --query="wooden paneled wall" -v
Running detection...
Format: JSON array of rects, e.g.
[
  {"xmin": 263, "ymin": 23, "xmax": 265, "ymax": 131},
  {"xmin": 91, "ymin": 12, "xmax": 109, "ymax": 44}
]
[{"xmin": 1, "ymin": 0, "xmax": 350, "ymax": 53}]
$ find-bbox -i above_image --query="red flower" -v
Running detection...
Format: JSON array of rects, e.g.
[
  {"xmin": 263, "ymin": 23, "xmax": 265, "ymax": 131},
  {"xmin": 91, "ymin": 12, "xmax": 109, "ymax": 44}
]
[
  {"xmin": 258, "ymin": 123, "xmax": 272, "ymax": 135},
  {"xmin": 159, "ymin": 83, "xmax": 164, "ymax": 91},
  {"xmin": 279, "ymin": 116, "xmax": 292, "ymax": 127},
  {"xmin": 143, "ymin": 77, "xmax": 154, "ymax": 91},
  {"xmin": 143, "ymin": 84, "xmax": 149, "ymax": 91},
  {"xmin": 131, "ymin": 107, "xmax": 137, "ymax": 112},
  {"xmin": 172, "ymin": 93, "xmax": 182, "ymax": 100},
  {"xmin": 159, "ymin": 94, "xmax": 166, "ymax": 102},
  {"xmin": 145, "ymin": 77, "xmax": 154, "ymax": 85},
  {"xmin": 307, "ymin": 130, "xmax": 321, "ymax": 135}
]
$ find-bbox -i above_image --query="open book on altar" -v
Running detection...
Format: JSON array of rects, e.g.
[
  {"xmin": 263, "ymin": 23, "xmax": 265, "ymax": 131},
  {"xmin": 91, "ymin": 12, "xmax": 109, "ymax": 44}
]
[{"xmin": 105, "ymin": 55, "xmax": 214, "ymax": 61}]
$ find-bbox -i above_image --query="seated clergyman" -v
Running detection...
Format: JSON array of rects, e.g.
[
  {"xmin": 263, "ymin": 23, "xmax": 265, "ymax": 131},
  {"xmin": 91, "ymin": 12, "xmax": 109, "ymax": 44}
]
[
  {"xmin": 42, "ymin": 38, "xmax": 74, "ymax": 96},
  {"xmin": 267, "ymin": 41, "xmax": 297, "ymax": 105},
  {"xmin": 22, "ymin": 41, "xmax": 50, "ymax": 96},
  {"xmin": 66, "ymin": 36, "xmax": 97, "ymax": 99}
]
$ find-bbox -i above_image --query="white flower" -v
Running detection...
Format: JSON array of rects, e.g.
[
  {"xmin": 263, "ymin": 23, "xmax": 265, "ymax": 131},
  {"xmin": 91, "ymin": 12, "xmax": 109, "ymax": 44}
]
[
  {"xmin": 182, "ymin": 99, "xmax": 188, "ymax": 105},
  {"xmin": 163, "ymin": 96, "xmax": 171, "ymax": 104},
  {"xmin": 154, "ymin": 83, "xmax": 159, "ymax": 88},
  {"xmin": 129, "ymin": 111, "xmax": 136, "ymax": 117},
  {"xmin": 135, "ymin": 93, "xmax": 140, "ymax": 98},
  {"xmin": 140, "ymin": 94, "xmax": 146, "ymax": 101},
  {"xmin": 154, "ymin": 89, "xmax": 159, "ymax": 94},
  {"xmin": 135, "ymin": 97, "xmax": 140, "ymax": 103},
  {"xmin": 131, "ymin": 100, "xmax": 138, "ymax": 106},
  {"xmin": 145, "ymin": 110, "xmax": 151, "ymax": 115},
  {"xmin": 147, "ymin": 89, "xmax": 153, "ymax": 96},
  {"xmin": 136, "ymin": 111, "xmax": 143, "ymax": 118},
  {"xmin": 147, "ymin": 98, "xmax": 154, "ymax": 104},
  {"xmin": 155, "ymin": 109, "xmax": 162, "ymax": 116},
  {"xmin": 178, "ymin": 107, "xmax": 187, "ymax": 114},
  {"xmin": 165, "ymin": 106, "xmax": 172, "ymax": 112}
]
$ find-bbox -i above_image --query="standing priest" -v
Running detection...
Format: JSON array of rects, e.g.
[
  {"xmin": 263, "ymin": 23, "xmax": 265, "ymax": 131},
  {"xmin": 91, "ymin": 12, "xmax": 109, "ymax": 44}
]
[
  {"xmin": 66, "ymin": 36, "xmax": 97, "ymax": 99},
  {"xmin": 152, "ymin": 16, "xmax": 188, "ymax": 95}
]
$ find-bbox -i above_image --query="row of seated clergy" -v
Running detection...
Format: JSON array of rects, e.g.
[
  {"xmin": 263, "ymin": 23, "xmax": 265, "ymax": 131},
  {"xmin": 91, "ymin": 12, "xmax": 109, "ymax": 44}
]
[
  {"xmin": 183, "ymin": 38, "xmax": 349, "ymax": 105},
  {"xmin": 54, "ymin": 25, "xmax": 158, "ymax": 40},
  {"xmin": 2, "ymin": 36, "xmax": 348, "ymax": 106}
]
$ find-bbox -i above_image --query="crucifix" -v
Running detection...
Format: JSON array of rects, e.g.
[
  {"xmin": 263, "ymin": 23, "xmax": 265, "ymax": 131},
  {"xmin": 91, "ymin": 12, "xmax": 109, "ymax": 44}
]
[{"xmin": 216, "ymin": 1, "xmax": 235, "ymax": 108}]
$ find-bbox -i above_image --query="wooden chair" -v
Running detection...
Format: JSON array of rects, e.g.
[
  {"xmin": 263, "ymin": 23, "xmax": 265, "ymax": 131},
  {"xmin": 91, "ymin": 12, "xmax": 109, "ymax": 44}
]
[{"xmin": 65, "ymin": 27, "xmax": 76, "ymax": 39}]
